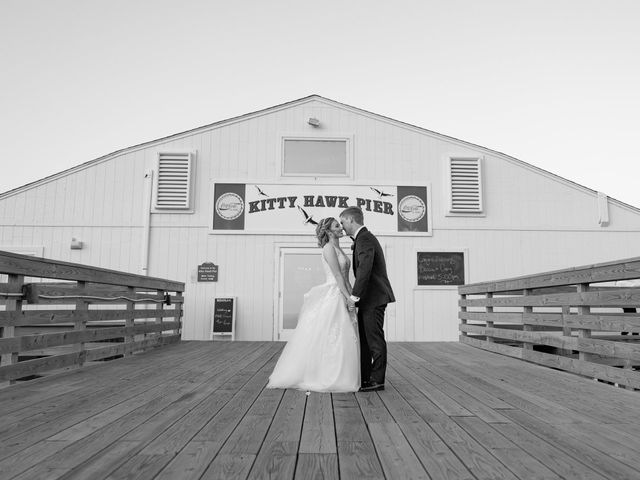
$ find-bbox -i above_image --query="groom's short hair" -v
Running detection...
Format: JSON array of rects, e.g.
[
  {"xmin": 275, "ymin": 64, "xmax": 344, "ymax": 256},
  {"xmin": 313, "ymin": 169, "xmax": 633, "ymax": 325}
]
[{"xmin": 340, "ymin": 206, "xmax": 364, "ymax": 225}]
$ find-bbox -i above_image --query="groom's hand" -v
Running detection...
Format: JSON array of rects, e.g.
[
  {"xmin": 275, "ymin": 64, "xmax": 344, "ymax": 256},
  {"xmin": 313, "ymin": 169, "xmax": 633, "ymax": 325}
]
[{"xmin": 347, "ymin": 298, "xmax": 356, "ymax": 312}]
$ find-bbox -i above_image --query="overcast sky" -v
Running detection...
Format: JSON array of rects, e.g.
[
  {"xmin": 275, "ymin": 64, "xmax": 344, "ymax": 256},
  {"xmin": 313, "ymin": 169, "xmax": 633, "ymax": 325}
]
[{"xmin": 2, "ymin": 0, "xmax": 639, "ymax": 207}]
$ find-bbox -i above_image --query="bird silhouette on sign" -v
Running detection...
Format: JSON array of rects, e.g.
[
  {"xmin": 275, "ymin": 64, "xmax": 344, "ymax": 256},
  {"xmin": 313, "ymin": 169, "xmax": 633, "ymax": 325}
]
[
  {"xmin": 370, "ymin": 187, "xmax": 394, "ymax": 198},
  {"xmin": 255, "ymin": 185, "xmax": 268, "ymax": 197},
  {"xmin": 297, "ymin": 206, "xmax": 318, "ymax": 225}
]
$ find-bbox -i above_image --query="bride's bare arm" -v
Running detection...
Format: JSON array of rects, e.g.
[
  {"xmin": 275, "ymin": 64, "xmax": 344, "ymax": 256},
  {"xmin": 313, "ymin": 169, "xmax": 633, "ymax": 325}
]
[
  {"xmin": 322, "ymin": 244, "xmax": 352, "ymax": 300},
  {"xmin": 343, "ymin": 272, "xmax": 353, "ymax": 292}
]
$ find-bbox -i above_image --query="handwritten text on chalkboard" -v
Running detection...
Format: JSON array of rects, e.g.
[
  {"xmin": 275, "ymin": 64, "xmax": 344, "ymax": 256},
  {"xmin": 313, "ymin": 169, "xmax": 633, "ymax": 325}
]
[
  {"xmin": 417, "ymin": 252, "xmax": 465, "ymax": 286},
  {"xmin": 213, "ymin": 297, "xmax": 234, "ymax": 333}
]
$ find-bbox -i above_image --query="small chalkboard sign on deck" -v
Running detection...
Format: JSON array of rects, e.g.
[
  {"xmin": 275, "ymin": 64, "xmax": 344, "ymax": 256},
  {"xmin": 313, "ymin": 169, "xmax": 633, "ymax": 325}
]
[
  {"xmin": 211, "ymin": 297, "xmax": 236, "ymax": 340},
  {"xmin": 417, "ymin": 251, "xmax": 465, "ymax": 286}
]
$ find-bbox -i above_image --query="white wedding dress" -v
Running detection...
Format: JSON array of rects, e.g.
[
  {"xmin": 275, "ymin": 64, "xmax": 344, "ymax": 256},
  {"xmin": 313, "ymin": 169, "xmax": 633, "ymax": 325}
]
[{"xmin": 267, "ymin": 247, "xmax": 360, "ymax": 392}]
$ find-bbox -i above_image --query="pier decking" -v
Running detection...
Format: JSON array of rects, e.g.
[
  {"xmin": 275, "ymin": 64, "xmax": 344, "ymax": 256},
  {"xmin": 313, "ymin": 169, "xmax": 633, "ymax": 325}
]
[{"xmin": 1, "ymin": 341, "xmax": 639, "ymax": 479}]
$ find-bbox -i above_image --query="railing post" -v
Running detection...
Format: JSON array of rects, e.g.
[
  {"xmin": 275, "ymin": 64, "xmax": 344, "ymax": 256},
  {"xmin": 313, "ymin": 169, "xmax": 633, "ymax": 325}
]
[
  {"xmin": 75, "ymin": 280, "xmax": 88, "ymax": 367},
  {"xmin": 486, "ymin": 292, "xmax": 494, "ymax": 343},
  {"xmin": 174, "ymin": 291, "xmax": 183, "ymax": 337},
  {"xmin": 523, "ymin": 288, "xmax": 533, "ymax": 350},
  {"xmin": 460, "ymin": 293, "xmax": 467, "ymax": 338},
  {"xmin": 124, "ymin": 286, "xmax": 135, "ymax": 356},
  {"xmin": 1, "ymin": 274, "xmax": 24, "ymax": 386},
  {"xmin": 561, "ymin": 305, "xmax": 572, "ymax": 356},
  {"xmin": 155, "ymin": 288, "xmax": 164, "ymax": 344},
  {"xmin": 577, "ymin": 283, "xmax": 591, "ymax": 362}
]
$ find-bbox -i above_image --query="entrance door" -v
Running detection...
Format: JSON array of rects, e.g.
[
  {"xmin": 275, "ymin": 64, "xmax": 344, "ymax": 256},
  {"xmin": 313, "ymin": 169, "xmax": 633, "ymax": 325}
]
[{"xmin": 277, "ymin": 247, "xmax": 325, "ymax": 341}]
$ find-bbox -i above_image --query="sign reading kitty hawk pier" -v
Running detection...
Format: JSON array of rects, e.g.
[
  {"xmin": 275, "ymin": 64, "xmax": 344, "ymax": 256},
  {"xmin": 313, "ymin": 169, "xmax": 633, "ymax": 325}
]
[{"xmin": 212, "ymin": 183, "xmax": 430, "ymax": 235}]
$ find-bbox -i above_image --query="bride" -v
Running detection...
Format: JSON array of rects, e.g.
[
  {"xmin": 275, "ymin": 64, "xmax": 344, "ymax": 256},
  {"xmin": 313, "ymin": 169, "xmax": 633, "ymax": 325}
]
[{"xmin": 267, "ymin": 217, "xmax": 360, "ymax": 392}]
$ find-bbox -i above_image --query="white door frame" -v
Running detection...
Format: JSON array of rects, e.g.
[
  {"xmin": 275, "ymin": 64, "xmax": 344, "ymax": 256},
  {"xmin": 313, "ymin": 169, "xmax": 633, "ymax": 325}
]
[{"xmin": 272, "ymin": 242, "xmax": 321, "ymax": 341}]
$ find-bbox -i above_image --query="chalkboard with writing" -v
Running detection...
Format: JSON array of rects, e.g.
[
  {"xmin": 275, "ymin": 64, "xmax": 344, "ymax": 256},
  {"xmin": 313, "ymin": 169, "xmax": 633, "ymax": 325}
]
[
  {"xmin": 417, "ymin": 252, "xmax": 465, "ymax": 286},
  {"xmin": 212, "ymin": 297, "xmax": 235, "ymax": 337}
]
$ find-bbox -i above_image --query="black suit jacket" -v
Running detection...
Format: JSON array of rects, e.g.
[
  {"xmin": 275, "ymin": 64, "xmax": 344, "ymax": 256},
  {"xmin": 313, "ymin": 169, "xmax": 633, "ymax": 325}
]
[{"xmin": 352, "ymin": 227, "xmax": 395, "ymax": 308}]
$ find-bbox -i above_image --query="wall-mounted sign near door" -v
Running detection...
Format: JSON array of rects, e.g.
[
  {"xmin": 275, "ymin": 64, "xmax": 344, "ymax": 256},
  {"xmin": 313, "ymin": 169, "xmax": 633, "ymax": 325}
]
[{"xmin": 198, "ymin": 262, "xmax": 219, "ymax": 282}]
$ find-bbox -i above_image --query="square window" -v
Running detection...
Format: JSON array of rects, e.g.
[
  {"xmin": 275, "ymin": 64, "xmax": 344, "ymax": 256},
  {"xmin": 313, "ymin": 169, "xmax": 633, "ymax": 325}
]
[{"xmin": 283, "ymin": 139, "xmax": 348, "ymax": 176}]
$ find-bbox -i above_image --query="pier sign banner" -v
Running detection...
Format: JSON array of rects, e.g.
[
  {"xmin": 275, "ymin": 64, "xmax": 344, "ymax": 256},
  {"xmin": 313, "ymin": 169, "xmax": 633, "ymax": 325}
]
[{"xmin": 212, "ymin": 183, "xmax": 430, "ymax": 235}]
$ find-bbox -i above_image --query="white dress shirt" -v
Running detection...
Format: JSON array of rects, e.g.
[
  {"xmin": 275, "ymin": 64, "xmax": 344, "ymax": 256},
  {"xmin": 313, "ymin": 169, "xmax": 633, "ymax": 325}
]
[{"xmin": 350, "ymin": 226, "xmax": 366, "ymax": 302}]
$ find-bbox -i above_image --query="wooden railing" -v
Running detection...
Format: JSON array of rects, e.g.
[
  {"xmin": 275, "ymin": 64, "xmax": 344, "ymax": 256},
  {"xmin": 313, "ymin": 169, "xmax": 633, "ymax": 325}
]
[
  {"xmin": 0, "ymin": 250, "xmax": 184, "ymax": 384},
  {"xmin": 458, "ymin": 256, "xmax": 640, "ymax": 389}
]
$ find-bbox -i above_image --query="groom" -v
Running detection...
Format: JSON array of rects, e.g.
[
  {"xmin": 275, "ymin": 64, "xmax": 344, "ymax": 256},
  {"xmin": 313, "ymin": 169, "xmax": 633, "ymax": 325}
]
[{"xmin": 340, "ymin": 206, "xmax": 395, "ymax": 392}]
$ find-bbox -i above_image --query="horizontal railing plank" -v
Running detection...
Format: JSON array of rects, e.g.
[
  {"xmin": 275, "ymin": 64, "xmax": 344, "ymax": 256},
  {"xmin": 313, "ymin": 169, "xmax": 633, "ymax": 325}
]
[
  {"xmin": 460, "ymin": 335, "xmax": 640, "ymax": 389},
  {"xmin": 459, "ymin": 256, "xmax": 640, "ymax": 294},
  {"xmin": 459, "ymin": 335, "xmax": 524, "ymax": 358},
  {"xmin": 0, "ymin": 334, "xmax": 181, "ymax": 381},
  {"xmin": 84, "ymin": 334, "xmax": 181, "ymax": 362},
  {"xmin": 459, "ymin": 288, "xmax": 640, "ymax": 308},
  {"xmin": 0, "ymin": 250, "xmax": 184, "ymax": 291},
  {"xmin": 459, "ymin": 311, "xmax": 640, "ymax": 333},
  {"xmin": 460, "ymin": 324, "xmax": 640, "ymax": 362},
  {"xmin": 22, "ymin": 283, "xmax": 180, "ymax": 304},
  {"xmin": 0, "ymin": 282, "xmax": 23, "ymax": 296},
  {"xmin": 0, "ymin": 308, "xmax": 181, "ymax": 327},
  {"xmin": 0, "ymin": 321, "xmax": 182, "ymax": 354},
  {"xmin": 0, "ymin": 351, "xmax": 82, "ymax": 382}
]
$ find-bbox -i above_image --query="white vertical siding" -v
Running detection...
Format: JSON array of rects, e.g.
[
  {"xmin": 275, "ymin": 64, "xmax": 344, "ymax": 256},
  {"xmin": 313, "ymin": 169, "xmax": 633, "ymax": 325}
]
[{"xmin": 2, "ymin": 97, "xmax": 640, "ymax": 341}]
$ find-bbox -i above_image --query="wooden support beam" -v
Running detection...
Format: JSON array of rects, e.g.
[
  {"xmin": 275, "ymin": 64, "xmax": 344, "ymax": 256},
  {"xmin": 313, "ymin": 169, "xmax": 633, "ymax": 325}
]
[
  {"xmin": 74, "ymin": 280, "xmax": 88, "ymax": 368},
  {"xmin": 1, "ymin": 274, "xmax": 23, "ymax": 385}
]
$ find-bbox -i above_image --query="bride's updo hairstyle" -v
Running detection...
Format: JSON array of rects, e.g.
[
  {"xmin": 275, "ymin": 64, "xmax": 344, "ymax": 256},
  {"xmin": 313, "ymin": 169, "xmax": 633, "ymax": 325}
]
[{"xmin": 315, "ymin": 217, "xmax": 336, "ymax": 248}]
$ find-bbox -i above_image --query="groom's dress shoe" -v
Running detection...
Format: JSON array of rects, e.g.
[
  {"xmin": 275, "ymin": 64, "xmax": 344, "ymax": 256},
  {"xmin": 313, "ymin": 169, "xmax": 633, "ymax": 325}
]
[
  {"xmin": 359, "ymin": 382, "xmax": 384, "ymax": 392},
  {"xmin": 358, "ymin": 381, "xmax": 371, "ymax": 392}
]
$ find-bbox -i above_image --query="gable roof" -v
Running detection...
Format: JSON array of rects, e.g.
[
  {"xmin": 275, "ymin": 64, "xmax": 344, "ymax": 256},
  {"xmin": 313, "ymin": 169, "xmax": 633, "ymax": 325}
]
[{"xmin": 1, "ymin": 94, "xmax": 638, "ymax": 212}]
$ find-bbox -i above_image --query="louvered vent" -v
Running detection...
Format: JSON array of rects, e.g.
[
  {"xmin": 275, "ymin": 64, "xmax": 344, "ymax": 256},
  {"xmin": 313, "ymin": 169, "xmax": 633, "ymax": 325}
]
[
  {"xmin": 155, "ymin": 152, "xmax": 193, "ymax": 209},
  {"xmin": 449, "ymin": 157, "xmax": 482, "ymax": 213}
]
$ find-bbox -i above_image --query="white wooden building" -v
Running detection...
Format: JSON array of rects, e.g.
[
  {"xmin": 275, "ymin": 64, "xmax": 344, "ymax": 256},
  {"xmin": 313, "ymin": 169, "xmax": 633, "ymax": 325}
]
[{"xmin": 1, "ymin": 95, "xmax": 639, "ymax": 341}]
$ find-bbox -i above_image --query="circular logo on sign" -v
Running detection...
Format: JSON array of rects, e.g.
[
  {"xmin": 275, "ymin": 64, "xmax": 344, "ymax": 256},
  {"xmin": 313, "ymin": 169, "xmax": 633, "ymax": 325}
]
[
  {"xmin": 398, "ymin": 195, "xmax": 426, "ymax": 222},
  {"xmin": 215, "ymin": 192, "xmax": 244, "ymax": 220}
]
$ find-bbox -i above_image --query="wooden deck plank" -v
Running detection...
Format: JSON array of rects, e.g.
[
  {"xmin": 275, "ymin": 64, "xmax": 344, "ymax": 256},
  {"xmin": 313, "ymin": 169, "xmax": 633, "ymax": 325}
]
[
  {"xmin": 333, "ymin": 393, "xmax": 385, "ymax": 480},
  {"xmin": 157, "ymin": 349, "xmax": 284, "ymax": 480},
  {"xmin": 245, "ymin": 389, "xmax": 307, "ymax": 480},
  {"xmin": 8, "ymin": 342, "xmax": 270, "ymax": 480},
  {"xmin": 298, "ymin": 392, "xmax": 336, "ymax": 454},
  {"xmin": 0, "ymin": 344, "xmax": 229, "ymax": 467},
  {"xmin": 429, "ymin": 420, "xmax": 521, "ymax": 480},
  {"xmin": 554, "ymin": 421, "xmax": 640, "ymax": 471},
  {"xmin": 200, "ymin": 453, "xmax": 256, "ymax": 480},
  {"xmin": 386, "ymin": 349, "xmax": 474, "ymax": 417},
  {"xmin": 401, "ymin": 345, "xmax": 587, "ymax": 425},
  {"xmin": 0, "ymin": 341, "xmax": 224, "ymax": 445},
  {"xmin": 502, "ymin": 409, "xmax": 640, "ymax": 480},
  {"xmin": 418, "ymin": 342, "xmax": 640, "ymax": 422},
  {"xmin": 460, "ymin": 341, "xmax": 640, "ymax": 416},
  {"xmin": 400, "ymin": 343, "xmax": 516, "ymax": 409},
  {"xmin": 294, "ymin": 453, "xmax": 339, "ymax": 480},
  {"xmin": 385, "ymin": 366, "xmax": 451, "ymax": 424},
  {"xmin": 354, "ymin": 388, "xmax": 431, "ymax": 478},
  {"xmin": 367, "ymin": 422, "xmax": 430, "ymax": 479},
  {"xmin": 491, "ymin": 422, "xmax": 611, "ymax": 480},
  {"xmin": 75, "ymin": 343, "xmax": 280, "ymax": 480},
  {"xmin": 453, "ymin": 416, "xmax": 563, "ymax": 480},
  {"xmin": 379, "ymin": 382, "xmax": 475, "ymax": 480},
  {"xmin": 391, "ymin": 346, "xmax": 513, "ymax": 423},
  {"xmin": 1, "ymin": 341, "xmax": 638, "ymax": 480}
]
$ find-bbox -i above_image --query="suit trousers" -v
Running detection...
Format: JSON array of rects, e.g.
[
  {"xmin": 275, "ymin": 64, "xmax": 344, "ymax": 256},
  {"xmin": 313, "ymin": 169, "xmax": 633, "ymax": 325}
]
[{"xmin": 357, "ymin": 304, "xmax": 387, "ymax": 385}]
